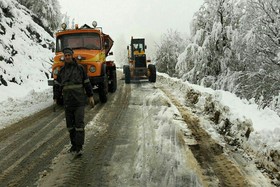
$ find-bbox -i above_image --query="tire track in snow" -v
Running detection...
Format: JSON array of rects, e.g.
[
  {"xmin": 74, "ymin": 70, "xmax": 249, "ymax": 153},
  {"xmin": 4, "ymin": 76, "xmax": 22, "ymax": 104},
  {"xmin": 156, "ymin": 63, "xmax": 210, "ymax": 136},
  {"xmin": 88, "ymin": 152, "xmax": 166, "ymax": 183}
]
[
  {"xmin": 38, "ymin": 78, "xmax": 204, "ymax": 187},
  {"xmin": 37, "ymin": 73, "xmax": 130, "ymax": 186},
  {"xmin": 160, "ymin": 86, "xmax": 251, "ymax": 187},
  {"xmin": 0, "ymin": 106, "xmax": 67, "ymax": 186}
]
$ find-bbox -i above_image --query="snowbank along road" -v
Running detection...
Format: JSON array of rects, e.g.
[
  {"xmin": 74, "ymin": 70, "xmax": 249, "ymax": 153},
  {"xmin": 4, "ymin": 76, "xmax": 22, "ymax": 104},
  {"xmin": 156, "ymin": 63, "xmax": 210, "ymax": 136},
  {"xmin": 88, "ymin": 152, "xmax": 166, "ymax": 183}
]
[{"xmin": 0, "ymin": 71, "xmax": 276, "ymax": 187}]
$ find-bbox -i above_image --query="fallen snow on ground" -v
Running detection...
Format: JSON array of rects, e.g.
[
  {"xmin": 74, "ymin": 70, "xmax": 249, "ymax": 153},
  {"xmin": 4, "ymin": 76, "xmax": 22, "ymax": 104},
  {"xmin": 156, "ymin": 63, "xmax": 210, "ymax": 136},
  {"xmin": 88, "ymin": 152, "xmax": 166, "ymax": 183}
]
[
  {"xmin": 0, "ymin": 87, "xmax": 53, "ymax": 129},
  {"xmin": 156, "ymin": 73, "xmax": 280, "ymax": 185},
  {"xmin": 0, "ymin": 72, "xmax": 279, "ymax": 185}
]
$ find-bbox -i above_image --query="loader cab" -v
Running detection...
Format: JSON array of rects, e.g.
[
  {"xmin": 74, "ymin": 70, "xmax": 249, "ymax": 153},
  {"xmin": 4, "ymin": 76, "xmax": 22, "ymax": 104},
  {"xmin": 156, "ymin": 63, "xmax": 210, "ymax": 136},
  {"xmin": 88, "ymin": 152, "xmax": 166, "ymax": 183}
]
[
  {"xmin": 130, "ymin": 38, "xmax": 146, "ymax": 59},
  {"xmin": 132, "ymin": 40, "xmax": 144, "ymax": 52},
  {"xmin": 129, "ymin": 38, "xmax": 147, "ymax": 68}
]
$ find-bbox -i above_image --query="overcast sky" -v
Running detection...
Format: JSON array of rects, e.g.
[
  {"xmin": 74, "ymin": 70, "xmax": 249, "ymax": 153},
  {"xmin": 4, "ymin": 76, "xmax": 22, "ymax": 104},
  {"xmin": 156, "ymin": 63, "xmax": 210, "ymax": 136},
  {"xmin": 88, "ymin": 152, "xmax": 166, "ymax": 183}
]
[
  {"xmin": 58, "ymin": 0, "xmax": 204, "ymax": 39},
  {"xmin": 58, "ymin": 0, "xmax": 204, "ymax": 62}
]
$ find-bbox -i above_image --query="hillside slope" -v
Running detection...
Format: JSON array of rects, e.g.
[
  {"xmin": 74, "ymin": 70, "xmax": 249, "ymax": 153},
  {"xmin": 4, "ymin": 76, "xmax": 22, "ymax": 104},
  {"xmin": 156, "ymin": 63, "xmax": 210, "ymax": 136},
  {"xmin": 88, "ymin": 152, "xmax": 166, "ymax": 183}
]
[{"xmin": 0, "ymin": 0, "xmax": 54, "ymax": 101}]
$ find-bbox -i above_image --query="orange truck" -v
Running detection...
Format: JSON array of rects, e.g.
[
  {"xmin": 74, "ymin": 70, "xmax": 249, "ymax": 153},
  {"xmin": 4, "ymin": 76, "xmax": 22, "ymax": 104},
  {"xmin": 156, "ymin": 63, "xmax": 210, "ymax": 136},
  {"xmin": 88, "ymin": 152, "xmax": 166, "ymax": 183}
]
[{"xmin": 48, "ymin": 21, "xmax": 116, "ymax": 104}]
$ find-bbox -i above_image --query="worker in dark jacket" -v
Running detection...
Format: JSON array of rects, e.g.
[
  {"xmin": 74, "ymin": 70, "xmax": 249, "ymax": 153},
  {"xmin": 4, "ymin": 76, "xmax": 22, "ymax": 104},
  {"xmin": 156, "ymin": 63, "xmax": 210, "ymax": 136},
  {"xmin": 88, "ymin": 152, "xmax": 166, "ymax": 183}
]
[{"xmin": 54, "ymin": 48, "xmax": 95, "ymax": 156}]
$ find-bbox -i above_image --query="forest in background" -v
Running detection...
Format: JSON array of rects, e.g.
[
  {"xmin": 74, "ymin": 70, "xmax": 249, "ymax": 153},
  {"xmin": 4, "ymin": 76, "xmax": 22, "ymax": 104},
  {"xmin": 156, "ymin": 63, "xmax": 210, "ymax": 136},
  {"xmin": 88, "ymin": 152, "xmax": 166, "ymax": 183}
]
[
  {"xmin": 2, "ymin": 0, "xmax": 280, "ymax": 115},
  {"xmin": 155, "ymin": 0, "xmax": 280, "ymax": 115}
]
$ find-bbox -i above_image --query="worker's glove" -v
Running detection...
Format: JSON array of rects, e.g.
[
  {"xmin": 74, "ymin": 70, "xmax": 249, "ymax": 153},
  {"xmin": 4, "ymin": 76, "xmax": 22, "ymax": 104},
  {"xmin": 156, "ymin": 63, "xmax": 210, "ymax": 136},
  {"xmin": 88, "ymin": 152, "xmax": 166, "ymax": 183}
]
[{"xmin": 89, "ymin": 97, "xmax": 95, "ymax": 108}]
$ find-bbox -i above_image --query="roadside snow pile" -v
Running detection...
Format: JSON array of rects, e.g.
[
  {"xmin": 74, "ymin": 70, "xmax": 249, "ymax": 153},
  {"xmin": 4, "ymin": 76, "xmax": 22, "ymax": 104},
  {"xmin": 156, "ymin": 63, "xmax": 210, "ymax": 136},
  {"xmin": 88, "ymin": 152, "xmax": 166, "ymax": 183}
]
[
  {"xmin": 0, "ymin": 88, "xmax": 53, "ymax": 129},
  {"xmin": 157, "ymin": 73, "xmax": 280, "ymax": 184}
]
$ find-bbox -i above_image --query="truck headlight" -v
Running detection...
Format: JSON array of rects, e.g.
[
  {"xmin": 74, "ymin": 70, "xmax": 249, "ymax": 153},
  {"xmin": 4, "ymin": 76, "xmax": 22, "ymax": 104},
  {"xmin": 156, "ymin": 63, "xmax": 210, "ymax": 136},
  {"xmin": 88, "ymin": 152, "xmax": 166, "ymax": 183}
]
[
  {"xmin": 77, "ymin": 55, "xmax": 82, "ymax": 60},
  {"xmin": 89, "ymin": 66, "xmax": 96, "ymax": 73}
]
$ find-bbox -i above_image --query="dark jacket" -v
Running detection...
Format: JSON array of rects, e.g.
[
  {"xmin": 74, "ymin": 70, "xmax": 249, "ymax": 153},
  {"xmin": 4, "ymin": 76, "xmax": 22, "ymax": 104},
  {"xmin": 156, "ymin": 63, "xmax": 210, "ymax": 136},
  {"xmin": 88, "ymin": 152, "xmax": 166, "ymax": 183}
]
[{"xmin": 54, "ymin": 59, "xmax": 93, "ymax": 107}]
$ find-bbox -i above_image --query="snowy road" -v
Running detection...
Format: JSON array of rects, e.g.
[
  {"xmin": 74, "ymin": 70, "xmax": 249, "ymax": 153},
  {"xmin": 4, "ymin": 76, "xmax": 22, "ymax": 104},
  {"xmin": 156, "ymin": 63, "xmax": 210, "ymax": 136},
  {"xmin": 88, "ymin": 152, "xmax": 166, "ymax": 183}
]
[
  {"xmin": 37, "ymin": 78, "xmax": 202, "ymax": 187},
  {"xmin": 0, "ymin": 72, "xmax": 276, "ymax": 186}
]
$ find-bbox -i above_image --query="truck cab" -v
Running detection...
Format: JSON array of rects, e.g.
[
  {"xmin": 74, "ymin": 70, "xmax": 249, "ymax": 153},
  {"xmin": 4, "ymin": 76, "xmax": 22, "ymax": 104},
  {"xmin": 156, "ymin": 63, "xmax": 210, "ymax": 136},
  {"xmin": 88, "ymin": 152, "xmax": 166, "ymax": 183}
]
[{"xmin": 49, "ymin": 21, "xmax": 117, "ymax": 104}]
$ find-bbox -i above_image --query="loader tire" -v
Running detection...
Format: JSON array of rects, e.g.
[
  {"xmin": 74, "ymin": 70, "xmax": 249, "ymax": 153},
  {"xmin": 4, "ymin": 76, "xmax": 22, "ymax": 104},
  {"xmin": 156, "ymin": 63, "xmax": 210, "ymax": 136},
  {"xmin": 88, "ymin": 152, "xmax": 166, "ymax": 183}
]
[
  {"xmin": 148, "ymin": 64, "xmax": 156, "ymax": 82},
  {"xmin": 108, "ymin": 70, "xmax": 117, "ymax": 93},
  {"xmin": 124, "ymin": 65, "xmax": 131, "ymax": 84}
]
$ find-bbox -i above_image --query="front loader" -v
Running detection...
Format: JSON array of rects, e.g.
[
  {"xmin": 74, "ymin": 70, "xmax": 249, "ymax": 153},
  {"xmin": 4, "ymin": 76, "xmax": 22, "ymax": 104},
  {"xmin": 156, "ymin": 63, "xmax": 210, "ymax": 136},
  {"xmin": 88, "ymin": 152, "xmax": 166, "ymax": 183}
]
[{"xmin": 123, "ymin": 37, "xmax": 156, "ymax": 83}]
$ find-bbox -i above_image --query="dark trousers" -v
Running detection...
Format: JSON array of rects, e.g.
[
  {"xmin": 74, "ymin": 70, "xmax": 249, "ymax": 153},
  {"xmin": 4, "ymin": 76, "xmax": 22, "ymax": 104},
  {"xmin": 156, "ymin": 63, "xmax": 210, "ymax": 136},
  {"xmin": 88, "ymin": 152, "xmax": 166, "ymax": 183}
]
[{"xmin": 65, "ymin": 106, "xmax": 85, "ymax": 150}]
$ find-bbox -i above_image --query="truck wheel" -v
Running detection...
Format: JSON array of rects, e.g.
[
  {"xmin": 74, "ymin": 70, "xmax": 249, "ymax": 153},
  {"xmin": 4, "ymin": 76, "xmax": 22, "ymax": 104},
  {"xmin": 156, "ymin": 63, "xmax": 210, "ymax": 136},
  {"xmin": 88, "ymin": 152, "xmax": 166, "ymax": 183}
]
[
  {"xmin": 148, "ymin": 64, "xmax": 156, "ymax": 82},
  {"xmin": 108, "ymin": 70, "xmax": 117, "ymax": 93},
  {"xmin": 124, "ymin": 65, "xmax": 130, "ymax": 84},
  {"xmin": 99, "ymin": 76, "xmax": 108, "ymax": 103}
]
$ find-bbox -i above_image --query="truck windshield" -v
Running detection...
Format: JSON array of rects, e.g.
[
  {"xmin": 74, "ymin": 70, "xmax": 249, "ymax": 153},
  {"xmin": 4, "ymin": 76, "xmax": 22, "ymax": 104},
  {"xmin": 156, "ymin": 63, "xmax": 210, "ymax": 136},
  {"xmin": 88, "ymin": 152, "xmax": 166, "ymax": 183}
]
[{"xmin": 56, "ymin": 33, "xmax": 101, "ymax": 52}]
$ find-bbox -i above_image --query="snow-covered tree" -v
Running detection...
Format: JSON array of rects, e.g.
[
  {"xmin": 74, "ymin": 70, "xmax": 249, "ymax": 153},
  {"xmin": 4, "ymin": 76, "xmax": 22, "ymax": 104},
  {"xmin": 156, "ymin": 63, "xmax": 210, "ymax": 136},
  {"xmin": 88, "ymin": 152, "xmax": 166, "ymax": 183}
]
[
  {"xmin": 175, "ymin": 0, "xmax": 243, "ymax": 86},
  {"xmin": 16, "ymin": 0, "xmax": 62, "ymax": 32},
  {"xmin": 248, "ymin": 0, "xmax": 280, "ymax": 65},
  {"xmin": 158, "ymin": 0, "xmax": 280, "ymax": 114},
  {"xmin": 155, "ymin": 29, "xmax": 186, "ymax": 77},
  {"xmin": 237, "ymin": 0, "xmax": 280, "ymax": 110}
]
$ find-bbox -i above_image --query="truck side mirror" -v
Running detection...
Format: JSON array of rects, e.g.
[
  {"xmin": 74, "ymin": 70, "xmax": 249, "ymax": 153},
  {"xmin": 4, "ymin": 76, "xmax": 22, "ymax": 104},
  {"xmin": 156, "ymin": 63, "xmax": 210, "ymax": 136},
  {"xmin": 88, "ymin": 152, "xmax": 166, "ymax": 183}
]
[
  {"xmin": 109, "ymin": 52, "xmax": 113, "ymax": 55},
  {"xmin": 127, "ymin": 46, "xmax": 129, "ymax": 50},
  {"xmin": 145, "ymin": 45, "xmax": 147, "ymax": 49},
  {"xmin": 105, "ymin": 41, "xmax": 109, "ymax": 48}
]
